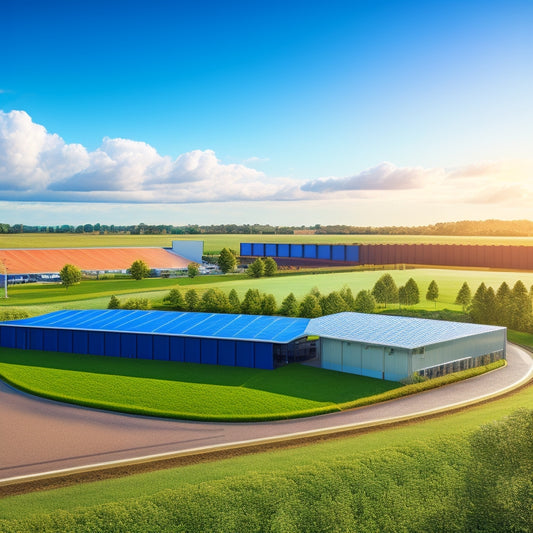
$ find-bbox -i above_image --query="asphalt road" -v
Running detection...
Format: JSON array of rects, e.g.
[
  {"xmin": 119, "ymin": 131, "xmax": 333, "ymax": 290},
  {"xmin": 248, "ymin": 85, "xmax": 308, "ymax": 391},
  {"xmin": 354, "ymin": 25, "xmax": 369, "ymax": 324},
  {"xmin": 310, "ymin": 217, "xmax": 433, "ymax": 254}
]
[{"xmin": 1, "ymin": 343, "xmax": 531, "ymax": 484}]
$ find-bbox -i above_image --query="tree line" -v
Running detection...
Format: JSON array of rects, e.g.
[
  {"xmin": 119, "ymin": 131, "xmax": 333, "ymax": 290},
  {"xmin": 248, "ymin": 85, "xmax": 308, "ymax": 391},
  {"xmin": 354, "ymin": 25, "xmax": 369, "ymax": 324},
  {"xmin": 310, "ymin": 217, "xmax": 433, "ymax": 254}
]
[
  {"xmin": 2, "ymin": 219, "xmax": 533, "ymax": 236},
  {"xmin": 133, "ymin": 272, "xmax": 533, "ymax": 333}
]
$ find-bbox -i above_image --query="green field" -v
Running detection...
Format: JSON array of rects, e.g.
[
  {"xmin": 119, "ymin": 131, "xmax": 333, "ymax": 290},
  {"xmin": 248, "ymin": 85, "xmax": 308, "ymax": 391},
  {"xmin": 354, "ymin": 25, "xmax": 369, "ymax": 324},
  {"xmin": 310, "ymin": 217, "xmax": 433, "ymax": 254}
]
[
  {"xmin": 2, "ymin": 268, "xmax": 533, "ymax": 317},
  {"xmin": 2, "ymin": 232, "xmax": 533, "ymax": 253}
]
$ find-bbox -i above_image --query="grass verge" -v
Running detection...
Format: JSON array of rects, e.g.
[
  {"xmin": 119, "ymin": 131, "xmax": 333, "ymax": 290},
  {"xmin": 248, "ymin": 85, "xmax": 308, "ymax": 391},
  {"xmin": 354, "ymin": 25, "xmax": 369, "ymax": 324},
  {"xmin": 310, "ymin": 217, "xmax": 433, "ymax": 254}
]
[{"xmin": 0, "ymin": 348, "xmax": 506, "ymax": 421}]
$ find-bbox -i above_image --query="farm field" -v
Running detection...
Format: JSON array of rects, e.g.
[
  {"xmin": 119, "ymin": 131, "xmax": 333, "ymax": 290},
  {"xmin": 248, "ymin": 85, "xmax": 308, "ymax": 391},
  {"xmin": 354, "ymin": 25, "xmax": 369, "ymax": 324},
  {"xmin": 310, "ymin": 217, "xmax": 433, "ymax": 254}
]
[
  {"xmin": 2, "ymin": 268, "xmax": 533, "ymax": 316},
  {"xmin": 1, "ymin": 382, "xmax": 530, "ymax": 530},
  {"xmin": 2, "ymin": 232, "xmax": 533, "ymax": 253}
]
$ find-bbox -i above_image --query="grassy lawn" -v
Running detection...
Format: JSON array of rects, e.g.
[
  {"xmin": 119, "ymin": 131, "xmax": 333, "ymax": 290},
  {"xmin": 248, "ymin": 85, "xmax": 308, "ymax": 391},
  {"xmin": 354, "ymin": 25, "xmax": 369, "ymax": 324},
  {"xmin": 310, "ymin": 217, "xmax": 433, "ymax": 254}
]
[
  {"xmin": 0, "ymin": 348, "xmax": 401, "ymax": 421},
  {"xmin": 2, "ymin": 232, "xmax": 533, "ymax": 253}
]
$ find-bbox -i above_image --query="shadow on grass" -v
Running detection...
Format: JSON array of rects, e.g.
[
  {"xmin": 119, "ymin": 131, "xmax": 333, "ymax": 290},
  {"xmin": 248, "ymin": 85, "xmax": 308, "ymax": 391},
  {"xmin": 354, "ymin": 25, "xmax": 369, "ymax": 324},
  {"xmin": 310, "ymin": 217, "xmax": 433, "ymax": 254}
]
[{"xmin": 0, "ymin": 347, "xmax": 401, "ymax": 403}]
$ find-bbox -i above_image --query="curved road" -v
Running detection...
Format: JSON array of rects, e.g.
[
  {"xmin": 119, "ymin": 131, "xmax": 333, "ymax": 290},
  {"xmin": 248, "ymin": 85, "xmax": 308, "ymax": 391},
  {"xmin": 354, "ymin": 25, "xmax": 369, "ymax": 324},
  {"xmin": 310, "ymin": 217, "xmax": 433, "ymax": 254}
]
[{"xmin": 1, "ymin": 343, "xmax": 532, "ymax": 485}]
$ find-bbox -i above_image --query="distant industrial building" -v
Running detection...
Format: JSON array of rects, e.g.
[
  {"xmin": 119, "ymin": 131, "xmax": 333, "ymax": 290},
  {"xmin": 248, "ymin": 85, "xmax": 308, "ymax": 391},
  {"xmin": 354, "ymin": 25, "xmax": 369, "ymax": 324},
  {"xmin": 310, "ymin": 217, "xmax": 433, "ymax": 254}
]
[
  {"xmin": 0, "ymin": 310, "xmax": 505, "ymax": 381},
  {"xmin": 0, "ymin": 241, "xmax": 203, "ymax": 283},
  {"xmin": 240, "ymin": 242, "xmax": 533, "ymax": 270}
]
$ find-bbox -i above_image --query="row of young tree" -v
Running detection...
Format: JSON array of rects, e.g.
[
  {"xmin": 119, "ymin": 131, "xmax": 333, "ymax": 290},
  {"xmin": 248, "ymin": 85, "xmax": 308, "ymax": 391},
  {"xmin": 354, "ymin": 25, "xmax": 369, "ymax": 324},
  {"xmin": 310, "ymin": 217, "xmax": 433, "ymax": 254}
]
[
  {"xmin": 160, "ymin": 285, "xmax": 378, "ymax": 318},
  {"xmin": 108, "ymin": 271, "xmax": 533, "ymax": 332},
  {"xmin": 370, "ymin": 273, "xmax": 533, "ymax": 332}
]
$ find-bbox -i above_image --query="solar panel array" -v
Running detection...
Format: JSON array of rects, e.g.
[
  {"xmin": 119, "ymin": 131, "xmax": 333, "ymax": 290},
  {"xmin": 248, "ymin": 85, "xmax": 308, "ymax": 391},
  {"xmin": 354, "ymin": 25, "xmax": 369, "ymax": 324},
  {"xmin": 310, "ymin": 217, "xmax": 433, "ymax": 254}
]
[
  {"xmin": 5, "ymin": 309, "xmax": 311, "ymax": 344},
  {"xmin": 305, "ymin": 312, "xmax": 505, "ymax": 349}
]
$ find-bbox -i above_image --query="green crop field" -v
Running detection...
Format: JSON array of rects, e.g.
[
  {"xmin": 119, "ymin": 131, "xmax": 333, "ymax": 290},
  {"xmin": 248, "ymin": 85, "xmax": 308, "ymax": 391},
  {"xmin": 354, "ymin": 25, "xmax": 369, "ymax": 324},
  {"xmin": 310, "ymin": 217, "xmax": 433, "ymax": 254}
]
[
  {"xmin": 2, "ymin": 232, "xmax": 533, "ymax": 253},
  {"xmin": 0, "ymin": 348, "xmax": 401, "ymax": 421}
]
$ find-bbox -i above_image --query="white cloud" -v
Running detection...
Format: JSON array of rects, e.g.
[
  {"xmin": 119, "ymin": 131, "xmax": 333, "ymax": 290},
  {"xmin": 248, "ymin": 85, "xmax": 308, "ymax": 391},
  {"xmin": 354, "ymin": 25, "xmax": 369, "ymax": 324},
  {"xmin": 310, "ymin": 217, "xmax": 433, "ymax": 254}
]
[
  {"xmin": 1, "ymin": 110, "xmax": 531, "ymax": 211},
  {"xmin": 301, "ymin": 162, "xmax": 440, "ymax": 193},
  {"xmin": 0, "ymin": 110, "xmax": 301, "ymax": 203}
]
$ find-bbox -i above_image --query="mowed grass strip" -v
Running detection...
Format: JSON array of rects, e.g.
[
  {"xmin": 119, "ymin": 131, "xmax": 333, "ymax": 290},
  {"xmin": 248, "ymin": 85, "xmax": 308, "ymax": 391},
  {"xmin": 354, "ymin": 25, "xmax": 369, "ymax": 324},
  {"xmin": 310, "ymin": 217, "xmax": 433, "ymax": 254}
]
[{"xmin": 0, "ymin": 348, "xmax": 400, "ymax": 421}]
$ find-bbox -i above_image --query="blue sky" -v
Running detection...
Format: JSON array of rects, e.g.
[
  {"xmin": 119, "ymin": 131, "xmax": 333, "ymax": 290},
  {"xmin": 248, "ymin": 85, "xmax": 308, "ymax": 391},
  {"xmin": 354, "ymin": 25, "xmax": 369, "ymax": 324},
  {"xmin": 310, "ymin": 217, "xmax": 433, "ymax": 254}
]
[{"xmin": 1, "ymin": 0, "xmax": 532, "ymax": 226}]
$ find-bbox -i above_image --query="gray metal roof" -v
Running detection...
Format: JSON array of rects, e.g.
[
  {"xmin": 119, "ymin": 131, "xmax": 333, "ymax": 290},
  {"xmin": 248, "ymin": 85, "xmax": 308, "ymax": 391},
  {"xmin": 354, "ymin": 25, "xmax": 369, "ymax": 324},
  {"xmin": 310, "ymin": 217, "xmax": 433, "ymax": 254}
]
[
  {"xmin": 305, "ymin": 312, "xmax": 505, "ymax": 349},
  {"xmin": 2, "ymin": 309, "xmax": 311, "ymax": 344}
]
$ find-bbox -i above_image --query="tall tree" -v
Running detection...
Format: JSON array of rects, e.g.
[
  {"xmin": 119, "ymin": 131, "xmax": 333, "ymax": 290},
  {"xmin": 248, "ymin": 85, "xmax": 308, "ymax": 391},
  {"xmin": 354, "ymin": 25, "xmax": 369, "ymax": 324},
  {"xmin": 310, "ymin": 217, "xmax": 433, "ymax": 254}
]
[
  {"xmin": 184, "ymin": 288, "xmax": 200, "ymax": 311},
  {"xmin": 129, "ymin": 259, "xmax": 150, "ymax": 280},
  {"xmin": 200, "ymin": 288, "xmax": 230, "ymax": 313},
  {"xmin": 339, "ymin": 285, "xmax": 357, "ymax": 311},
  {"xmin": 455, "ymin": 282, "xmax": 472, "ymax": 312},
  {"xmin": 107, "ymin": 295, "xmax": 120, "ymax": 309},
  {"xmin": 263, "ymin": 257, "xmax": 278, "ymax": 277},
  {"xmin": 299, "ymin": 294, "xmax": 322, "ymax": 318},
  {"xmin": 228, "ymin": 289, "xmax": 241, "ymax": 314},
  {"xmin": 187, "ymin": 263, "xmax": 200, "ymax": 278},
  {"xmin": 217, "ymin": 248, "xmax": 236, "ymax": 274},
  {"xmin": 247, "ymin": 258, "xmax": 265, "ymax": 278},
  {"xmin": 279, "ymin": 292, "xmax": 299, "ymax": 317},
  {"xmin": 495, "ymin": 282, "xmax": 512, "ymax": 327},
  {"xmin": 241, "ymin": 289, "xmax": 263, "ymax": 314},
  {"xmin": 261, "ymin": 294, "xmax": 277, "ymax": 315},
  {"xmin": 163, "ymin": 288, "xmax": 186, "ymax": 310},
  {"xmin": 470, "ymin": 282, "xmax": 488, "ymax": 323},
  {"xmin": 354, "ymin": 290, "xmax": 376, "ymax": 314},
  {"xmin": 510, "ymin": 280, "xmax": 533, "ymax": 331},
  {"xmin": 371, "ymin": 279, "xmax": 387, "ymax": 307},
  {"xmin": 59, "ymin": 264, "xmax": 82, "ymax": 290},
  {"xmin": 321, "ymin": 291, "xmax": 348, "ymax": 316},
  {"xmin": 404, "ymin": 278, "xmax": 420, "ymax": 306},
  {"xmin": 398, "ymin": 285, "xmax": 407, "ymax": 307},
  {"xmin": 484, "ymin": 287, "xmax": 497, "ymax": 325},
  {"xmin": 426, "ymin": 280, "xmax": 439, "ymax": 308}
]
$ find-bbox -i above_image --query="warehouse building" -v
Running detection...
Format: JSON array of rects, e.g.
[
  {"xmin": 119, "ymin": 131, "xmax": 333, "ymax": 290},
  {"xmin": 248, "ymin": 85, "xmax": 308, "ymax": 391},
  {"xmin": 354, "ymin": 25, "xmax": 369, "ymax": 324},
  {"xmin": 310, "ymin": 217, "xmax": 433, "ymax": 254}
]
[
  {"xmin": 0, "ymin": 241, "xmax": 202, "ymax": 284},
  {"xmin": 309, "ymin": 312, "xmax": 506, "ymax": 381},
  {"xmin": 0, "ymin": 310, "xmax": 505, "ymax": 381},
  {"xmin": 240, "ymin": 242, "xmax": 533, "ymax": 270},
  {"xmin": 0, "ymin": 310, "xmax": 314, "ymax": 370}
]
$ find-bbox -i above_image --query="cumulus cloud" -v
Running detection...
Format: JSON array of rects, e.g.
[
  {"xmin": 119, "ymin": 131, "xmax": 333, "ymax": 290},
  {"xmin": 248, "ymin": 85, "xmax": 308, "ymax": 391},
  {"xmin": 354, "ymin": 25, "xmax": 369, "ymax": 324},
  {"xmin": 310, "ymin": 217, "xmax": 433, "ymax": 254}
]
[
  {"xmin": 0, "ymin": 110, "xmax": 301, "ymax": 203},
  {"xmin": 1, "ymin": 110, "xmax": 531, "ymax": 208},
  {"xmin": 301, "ymin": 162, "xmax": 439, "ymax": 193}
]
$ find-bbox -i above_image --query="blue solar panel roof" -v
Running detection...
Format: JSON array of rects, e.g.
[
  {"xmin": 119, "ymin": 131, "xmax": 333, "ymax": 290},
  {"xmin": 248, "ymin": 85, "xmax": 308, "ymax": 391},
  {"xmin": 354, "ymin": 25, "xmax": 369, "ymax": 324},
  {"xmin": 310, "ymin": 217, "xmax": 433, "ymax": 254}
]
[
  {"xmin": 1, "ymin": 310, "xmax": 311, "ymax": 344},
  {"xmin": 305, "ymin": 312, "xmax": 505, "ymax": 349}
]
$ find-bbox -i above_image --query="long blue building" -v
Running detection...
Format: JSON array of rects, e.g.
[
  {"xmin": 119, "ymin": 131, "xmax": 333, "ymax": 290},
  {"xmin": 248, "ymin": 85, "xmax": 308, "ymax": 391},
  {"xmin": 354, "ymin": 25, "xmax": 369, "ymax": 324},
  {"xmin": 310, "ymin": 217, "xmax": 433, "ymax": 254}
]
[{"xmin": 0, "ymin": 310, "xmax": 506, "ymax": 381}]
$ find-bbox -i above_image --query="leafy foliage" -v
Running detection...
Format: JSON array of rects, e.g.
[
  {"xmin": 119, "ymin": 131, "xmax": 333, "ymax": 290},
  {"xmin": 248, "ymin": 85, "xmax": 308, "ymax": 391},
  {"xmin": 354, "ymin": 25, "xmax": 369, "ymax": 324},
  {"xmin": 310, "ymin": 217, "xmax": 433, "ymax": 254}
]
[
  {"xmin": 184, "ymin": 288, "xmax": 200, "ymax": 311},
  {"xmin": 122, "ymin": 298, "xmax": 151, "ymax": 310},
  {"xmin": 354, "ymin": 290, "xmax": 376, "ymax": 313},
  {"xmin": 107, "ymin": 295, "xmax": 120, "ymax": 309},
  {"xmin": 187, "ymin": 262, "xmax": 200, "ymax": 278},
  {"xmin": 299, "ymin": 294, "xmax": 322, "ymax": 318},
  {"xmin": 59, "ymin": 263, "xmax": 82, "ymax": 290},
  {"xmin": 163, "ymin": 288, "xmax": 186, "ymax": 310},
  {"xmin": 241, "ymin": 288, "xmax": 263, "ymax": 314},
  {"xmin": 263, "ymin": 257, "xmax": 278, "ymax": 276},
  {"xmin": 455, "ymin": 281, "xmax": 472, "ymax": 311},
  {"xmin": 129, "ymin": 259, "xmax": 150, "ymax": 280},
  {"xmin": 425, "ymin": 280, "xmax": 439, "ymax": 307},
  {"xmin": 279, "ymin": 292, "xmax": 299, "ymax": 317},
  {"xmin": 247, "ymin": 258, "xmax": 265, "ymax": 278},
  {"xmin": 217, "ymin": 248, "xmax": 236, "ymax": 274}
]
